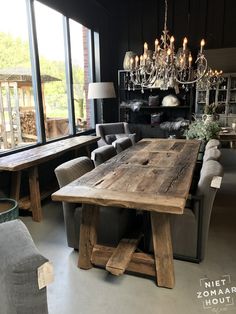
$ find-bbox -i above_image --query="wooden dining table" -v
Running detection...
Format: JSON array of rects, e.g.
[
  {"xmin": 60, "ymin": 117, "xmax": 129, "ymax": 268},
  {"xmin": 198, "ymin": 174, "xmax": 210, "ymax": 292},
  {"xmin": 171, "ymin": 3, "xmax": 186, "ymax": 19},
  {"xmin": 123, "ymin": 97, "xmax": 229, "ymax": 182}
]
[{"xmin": 52, "ymin": 138, "xmax": 200, "ymax": 288}]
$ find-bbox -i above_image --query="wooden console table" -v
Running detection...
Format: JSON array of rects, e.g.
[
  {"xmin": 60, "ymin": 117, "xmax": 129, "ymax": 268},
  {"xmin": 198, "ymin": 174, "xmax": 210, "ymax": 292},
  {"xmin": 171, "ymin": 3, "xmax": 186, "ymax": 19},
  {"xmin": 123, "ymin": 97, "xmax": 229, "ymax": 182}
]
[
  {"xmin": 0, "ymin": 136, "xmax": 100, "ymax": 222},
  {"xmin": 52, "ymin": 138, "xmax": 200, "ymax": 288},
  {"xmin": 219, "ymin": 129, "xmax": 236, "ymax": 148}
]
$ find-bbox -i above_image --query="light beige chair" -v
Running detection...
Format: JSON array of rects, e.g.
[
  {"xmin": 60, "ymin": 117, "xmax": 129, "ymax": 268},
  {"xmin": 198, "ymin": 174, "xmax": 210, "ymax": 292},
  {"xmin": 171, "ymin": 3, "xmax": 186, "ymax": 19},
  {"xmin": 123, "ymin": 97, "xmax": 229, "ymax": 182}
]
[
  {"xmin": 203, "ymin": 147, "xmax": 221, "ymax": 163},
  {"xmin": 91, "ymin": 145, "xmax": 117, "ymax": 167},
  {"xmin": 55, "ymin": 156, "xmax": 135, "ymax": 249},
  {"xmin": 205, "ymin": 139, "xmax": 220, "ymax": 150},
  {"xmin": 148, "ymin": 160, "xmax": 223, "ymax": 262}
]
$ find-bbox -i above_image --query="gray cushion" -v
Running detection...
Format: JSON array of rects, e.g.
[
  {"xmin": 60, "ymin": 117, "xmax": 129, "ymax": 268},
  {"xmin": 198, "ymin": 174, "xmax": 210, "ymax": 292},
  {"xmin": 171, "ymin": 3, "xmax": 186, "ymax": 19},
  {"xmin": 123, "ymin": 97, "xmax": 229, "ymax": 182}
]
[
  {"xmin": 112, "ymin": 137, "xmax": 133, "ymax": 153},
  {"xmin": 115, "ymin": 133, "xmax": 136, "ymax": 145},
  {"xmin": 0, "ymin": 220, "xmax": 49, "ymax": 314},
  {"xmin": 91, "ymin": 145, "xmax": 117, "ymax": 167},
  {"xmin": 105, "ymin": 134, "xmax": 117, "ymax": 144}
]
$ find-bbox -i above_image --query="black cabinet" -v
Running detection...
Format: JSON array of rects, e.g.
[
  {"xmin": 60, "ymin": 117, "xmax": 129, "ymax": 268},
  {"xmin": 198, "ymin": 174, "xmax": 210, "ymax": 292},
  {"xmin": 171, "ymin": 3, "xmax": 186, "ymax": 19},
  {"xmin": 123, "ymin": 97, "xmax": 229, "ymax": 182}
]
[{"xmin": 118, "ymin": 70, "xmax": 194, "ymax": 125}]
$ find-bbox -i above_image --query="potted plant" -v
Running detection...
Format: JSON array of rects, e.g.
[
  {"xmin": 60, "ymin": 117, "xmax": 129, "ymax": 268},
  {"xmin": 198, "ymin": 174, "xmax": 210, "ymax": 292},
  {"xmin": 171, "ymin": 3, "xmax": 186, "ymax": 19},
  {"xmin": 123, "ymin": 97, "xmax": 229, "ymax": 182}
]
[
  {"xmin": 184, "ymin": 118, "xmax": 221, "ymax": 149},
  {"xmin": 202, "ymin": 102, "xmax": 224, "ymax": 123}
]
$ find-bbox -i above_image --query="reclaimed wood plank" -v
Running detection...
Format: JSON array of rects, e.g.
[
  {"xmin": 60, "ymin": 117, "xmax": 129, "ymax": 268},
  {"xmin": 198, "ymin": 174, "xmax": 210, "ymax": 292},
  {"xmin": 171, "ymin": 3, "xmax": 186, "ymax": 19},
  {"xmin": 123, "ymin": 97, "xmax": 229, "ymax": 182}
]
[
  {"xmin": 10, "ymin": 171, "xmax": 21, "ymax": 201},
  {"xmin": 106, "ymin": 233, "xmax": 142, "ymax": 276},
  {"xmin": 92, "ymin": 245, "xmax": 156, "ymax": 277},
  {"xmin": 28, "ymin": 166, "xmax": 42, "ymax": 222},
  {"xmin": 0, "ymin": 136, "xmax": 100, "ymax": 171},
  {"xmin": 151, "ymin": 212, "xmax": 175, "ymax": 288},
  {"xmin": 78, "ymin": 204, "xmax": 99, "ymax": 269}
]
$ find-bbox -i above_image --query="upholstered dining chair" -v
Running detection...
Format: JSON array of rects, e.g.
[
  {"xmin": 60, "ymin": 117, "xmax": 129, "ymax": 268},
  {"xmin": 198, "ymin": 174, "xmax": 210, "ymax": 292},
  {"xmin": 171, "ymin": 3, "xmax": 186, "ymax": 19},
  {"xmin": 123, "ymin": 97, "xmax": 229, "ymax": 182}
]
[
  {"xmin": 91, "ymin": 145, "xmax": 117, "ymax": 167},
  {"xmin": 112, "ymin": 137, "xmax": 133, "ymax": 153},
  {"xmin": 203, "ymin": 147, "xmax": 221, "ymax": 163},
  {"xmin": 148, "ymin": 159, "xmax": 223, "ymax": 262},
  {"xmin": 205, "ymin": 139, "xmax": 220, "ymax": 150},
  {"xmin": 96, "ymin": 122, "xmax": 135, "ymax": 147},
  {"xmin": 55, "ymin": 156, "xmax": 135, "ymax": 249},
  {"xmin": 0, "ymin": 220, "xmax": 51, "ymax": 314},
  {"xmin": 173, "ymin": 159, "xmax": 223, "ymax": 261}
]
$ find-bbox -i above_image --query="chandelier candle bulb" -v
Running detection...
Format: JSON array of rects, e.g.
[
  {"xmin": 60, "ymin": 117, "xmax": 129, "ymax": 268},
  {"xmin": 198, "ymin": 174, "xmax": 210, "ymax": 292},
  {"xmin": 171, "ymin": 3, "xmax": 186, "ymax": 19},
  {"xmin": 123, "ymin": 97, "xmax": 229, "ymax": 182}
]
[
  {"xmin": 155, "ymin": 39, "xmax": 159, "ymax": 52},
  {"xmin": 200, "ymin": 39, "xmax": 205, "ymax": 53},
  {"xmin": 144, "ymin": 42, "xmax": 148, "ymax": 52},
  {"xmin": 135, "ymin": 56, "xmax": 139, "ymax": 68},
  {"xmin": 170, "ymin": 36, "xmax": 174, "ymax": 49},
  {"xmin": 183, "ymin": 37, "xmax": 188, "ymax": 51},
  {"xmin": 189, "ymin": 54, "xmax": 193, "ymax": 67}
]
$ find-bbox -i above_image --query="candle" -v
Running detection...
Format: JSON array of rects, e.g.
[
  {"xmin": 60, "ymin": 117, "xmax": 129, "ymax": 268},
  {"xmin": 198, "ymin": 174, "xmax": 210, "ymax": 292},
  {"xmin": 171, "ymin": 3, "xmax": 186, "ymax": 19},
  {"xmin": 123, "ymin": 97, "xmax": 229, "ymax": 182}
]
[
  {"xmin": 200, "ymin": 39, "xmax": 205, "ymax": 53},
  {"xmin": 170, "ymin": 36, "xmax": 175, "ymax": 49},
  {"xmin": 155, "ymin": 39, "xmax": 159, "ymax": 52},
  {"xmin": 140, "ymin": 55, "xmax": 143, "ymax": 66},
  {"xmin": 188, "ymin": 53, "xmax": 192, "ymax": 67},
  {"xmin": 144, "ymin": 42, "xmax": 148, "ymax": 53},
  {"xmin": 183, "ymin": 37, "xmax": 188, "ymax": 51},
  {"xmin": 167, "ymin": 48, "xmax": 171, "ymax": 61},
  {"xmin": 135, "ymin": 55, "xmax": 139, "ymax": 68}
]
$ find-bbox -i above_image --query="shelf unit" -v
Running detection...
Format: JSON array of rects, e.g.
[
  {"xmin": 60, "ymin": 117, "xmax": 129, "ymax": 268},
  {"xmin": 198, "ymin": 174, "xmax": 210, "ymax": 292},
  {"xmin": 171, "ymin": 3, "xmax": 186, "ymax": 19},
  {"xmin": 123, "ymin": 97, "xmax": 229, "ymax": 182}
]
[
  {"xmin": 195, "ymin": 73, "xmax": 236, "ymax": 126},
  {"xmin": 118, "ymin": 70, "xmax": 193, "ymax": 125}
]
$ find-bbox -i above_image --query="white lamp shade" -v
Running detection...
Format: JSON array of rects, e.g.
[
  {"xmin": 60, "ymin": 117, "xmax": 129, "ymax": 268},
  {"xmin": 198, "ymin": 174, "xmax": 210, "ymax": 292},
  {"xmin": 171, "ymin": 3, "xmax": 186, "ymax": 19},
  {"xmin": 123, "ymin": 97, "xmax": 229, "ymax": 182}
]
[{"xmin": 88, "ymin": 82, "xmax": 116, "ymax": 99}]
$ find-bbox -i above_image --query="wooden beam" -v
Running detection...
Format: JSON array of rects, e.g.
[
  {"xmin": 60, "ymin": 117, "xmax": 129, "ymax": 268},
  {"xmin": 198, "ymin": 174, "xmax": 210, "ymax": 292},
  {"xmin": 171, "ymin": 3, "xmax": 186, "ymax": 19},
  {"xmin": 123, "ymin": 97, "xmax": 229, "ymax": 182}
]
[
  {"xmin": 28, "ymin": 166, "xmax": 42, "ymax": 222},
  {"xmin": 106, "ymin": 233, "xmax": 142, "ymax": 276},
  {"xmin": 151, "ymin": 212, "xmax": 175, "ymax": 288},
  {"xmin": 78, "ymin": 204, "xmax": 99, "ymax": 269},
  {"xmin": 10, "ymin": 171, "xmax": 21, "ymax": 201},
  {"xmin": 91, "ymin": 245, "xmax": 156, "ymax": 277}
]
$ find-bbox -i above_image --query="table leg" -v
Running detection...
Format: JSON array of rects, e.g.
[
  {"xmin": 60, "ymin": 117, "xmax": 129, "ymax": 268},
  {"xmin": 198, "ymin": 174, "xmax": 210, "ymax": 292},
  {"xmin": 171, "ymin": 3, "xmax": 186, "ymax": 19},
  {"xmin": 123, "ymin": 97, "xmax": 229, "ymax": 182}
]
[
  {"xmin": 10, "ymin": 171, "xmax": 21, "ymax": 201},
  {"xmin": 78, "ymin": 204, "xmax": 99, "ymax": 269},
  {"xmin": 151, "ymin": 212, "xmax": 175, "ymax": 289},
  {"xmin": 28, "ymin": 166, "xmax": 42, "ymax": 222}
]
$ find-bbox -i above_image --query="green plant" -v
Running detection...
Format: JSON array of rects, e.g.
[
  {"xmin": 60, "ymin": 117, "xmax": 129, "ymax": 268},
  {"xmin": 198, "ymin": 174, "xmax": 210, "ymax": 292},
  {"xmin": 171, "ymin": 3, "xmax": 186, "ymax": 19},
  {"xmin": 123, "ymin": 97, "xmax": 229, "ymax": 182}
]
[
  {"xmin": 184, "ymin": 118, "xmax": 221, "ymax": 141},
  {"xmin": 204, "ymin": 102, "xmax": 225, "ymax": 114}
]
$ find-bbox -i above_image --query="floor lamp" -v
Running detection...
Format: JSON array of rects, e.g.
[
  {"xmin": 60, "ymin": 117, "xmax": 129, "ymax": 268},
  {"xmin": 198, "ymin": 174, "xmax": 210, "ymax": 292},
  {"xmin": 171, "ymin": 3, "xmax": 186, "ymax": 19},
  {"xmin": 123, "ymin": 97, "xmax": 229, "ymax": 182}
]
[{"xmin": 88, "ymin": 82, "xmax": 116, "ymax": 123}]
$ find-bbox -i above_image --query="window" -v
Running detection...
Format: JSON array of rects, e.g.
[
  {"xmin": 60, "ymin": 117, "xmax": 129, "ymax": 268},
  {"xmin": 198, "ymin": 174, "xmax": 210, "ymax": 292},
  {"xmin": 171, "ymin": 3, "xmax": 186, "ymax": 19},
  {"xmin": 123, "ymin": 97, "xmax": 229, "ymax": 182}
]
[
  {"xmin": 0, "ymin": 0, "xmax": 97, "ymax": 154},
  {"xmin": 34, "ymin": 1, "xmax": 69, "ymax": 140},
  {"xmin": 69, "ymin": 19, "xmax": 94, "ymax": 132},
  {"xmin": 0, "ymin": 0, "xmax": 38, "ymax": 152}
]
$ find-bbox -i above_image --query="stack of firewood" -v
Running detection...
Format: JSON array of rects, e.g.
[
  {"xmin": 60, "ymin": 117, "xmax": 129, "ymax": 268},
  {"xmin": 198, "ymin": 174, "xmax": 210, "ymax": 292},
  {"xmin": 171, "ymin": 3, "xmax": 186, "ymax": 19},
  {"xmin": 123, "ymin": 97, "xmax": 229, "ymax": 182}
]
[{"xmin": 20, "ymin": 111, "xmax": 37, "ymax": 136}]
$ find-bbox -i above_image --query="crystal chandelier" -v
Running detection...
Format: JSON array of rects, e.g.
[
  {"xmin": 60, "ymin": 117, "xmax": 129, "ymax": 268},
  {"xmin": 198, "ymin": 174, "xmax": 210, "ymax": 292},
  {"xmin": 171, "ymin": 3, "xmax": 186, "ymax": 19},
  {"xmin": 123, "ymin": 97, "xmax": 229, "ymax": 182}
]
[
  {"xmin": 128, "ymin": 0, "xmax": 209, "ymax": 91},
  {"xmin": 196, "ymin": 68, "xmax": 224, "ymax": 90}
]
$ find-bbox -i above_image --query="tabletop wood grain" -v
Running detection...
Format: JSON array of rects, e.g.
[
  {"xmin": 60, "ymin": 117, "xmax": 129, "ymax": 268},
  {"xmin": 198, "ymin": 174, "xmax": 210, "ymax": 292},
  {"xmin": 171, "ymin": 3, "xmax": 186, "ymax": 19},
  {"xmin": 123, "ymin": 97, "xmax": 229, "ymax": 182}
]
[{"xmin": 52, "ymin": 138, "xmax": 200, "ymax": 214}]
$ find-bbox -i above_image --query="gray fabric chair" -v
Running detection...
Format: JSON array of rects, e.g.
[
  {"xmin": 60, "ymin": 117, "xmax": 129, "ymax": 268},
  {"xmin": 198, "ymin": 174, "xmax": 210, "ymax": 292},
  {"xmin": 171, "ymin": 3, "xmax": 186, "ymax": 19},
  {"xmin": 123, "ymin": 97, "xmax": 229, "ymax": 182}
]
[
  {"xmin": 91, "ymin": 145, "xmax": 117, "ymax": 167},
  {"xmin": 96, "ymin": 122, "xmax": 135, "ymax": 147},
  {"xmin": 112, "ymin": 137, "xmax": 133, "ymax": 153},
  {"xmin": 205, "ymin": 139, "xmax": 220, "ymax": 150},
  {"xmin": 203, "ymin": 147, "xmax": 221, "ymax": 163},
  {"xmin": 170, "ymin": 160, "xmax": 223, "ymax": 261},
  {"xmin": 0, "ymin": 219, "xmax": 49, "ymax": 314},
  {"xmin": 55, "ymin": 156, "xmax": 135, "ymax": 249}
]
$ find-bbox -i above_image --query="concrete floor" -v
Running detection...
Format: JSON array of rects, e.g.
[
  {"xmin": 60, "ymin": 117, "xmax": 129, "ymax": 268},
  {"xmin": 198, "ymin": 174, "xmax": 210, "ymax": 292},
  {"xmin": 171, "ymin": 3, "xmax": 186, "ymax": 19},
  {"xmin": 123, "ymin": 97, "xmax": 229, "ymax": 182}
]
[{"xmin": 22, "ymin": 149, "xmax": 236, "ymax": 314}]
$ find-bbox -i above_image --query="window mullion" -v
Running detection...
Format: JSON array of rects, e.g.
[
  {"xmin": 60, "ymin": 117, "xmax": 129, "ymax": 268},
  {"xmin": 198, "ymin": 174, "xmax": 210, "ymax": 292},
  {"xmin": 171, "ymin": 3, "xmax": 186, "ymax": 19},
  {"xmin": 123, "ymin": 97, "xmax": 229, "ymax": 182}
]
[
  {"xmin": 25, "ymin": 0, "xmax": 46, "ymax": 144},
  {"xmin": 63, "ymin": 16, "xmax": 76, "ymax": 136}
]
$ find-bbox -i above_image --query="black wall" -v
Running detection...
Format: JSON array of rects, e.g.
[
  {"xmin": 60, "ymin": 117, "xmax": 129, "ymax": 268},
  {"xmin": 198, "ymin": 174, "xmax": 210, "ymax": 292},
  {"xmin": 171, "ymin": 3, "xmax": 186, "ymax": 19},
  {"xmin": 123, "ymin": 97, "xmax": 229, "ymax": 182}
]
[{"xmin": 112, "ymin": 0, "xmax": 236, "ymax": 70}]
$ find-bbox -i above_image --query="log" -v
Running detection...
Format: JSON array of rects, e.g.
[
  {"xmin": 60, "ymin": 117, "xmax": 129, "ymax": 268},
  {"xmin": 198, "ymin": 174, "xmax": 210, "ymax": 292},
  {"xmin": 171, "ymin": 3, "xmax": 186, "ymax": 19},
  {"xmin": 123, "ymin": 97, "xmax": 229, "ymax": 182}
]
[
  {"xmin": 91, "ymin": 245, "xmax": 156, "ymax": 277},
  {"xmin": 106, "ymin": 233, "xmax": 143, "ymax": 276}
]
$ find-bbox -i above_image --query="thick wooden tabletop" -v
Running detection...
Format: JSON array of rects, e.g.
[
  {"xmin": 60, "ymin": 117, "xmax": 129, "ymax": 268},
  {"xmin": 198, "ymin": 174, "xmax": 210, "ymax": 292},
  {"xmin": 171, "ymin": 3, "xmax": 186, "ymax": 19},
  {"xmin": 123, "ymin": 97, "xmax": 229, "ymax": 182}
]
[
  {"xmin": 52, "ymin": 139, "xmax": 200, "ymax": 215},
  {"xmin": 0, "ymin": 136, "xmax": 100, "ymax": 171}
]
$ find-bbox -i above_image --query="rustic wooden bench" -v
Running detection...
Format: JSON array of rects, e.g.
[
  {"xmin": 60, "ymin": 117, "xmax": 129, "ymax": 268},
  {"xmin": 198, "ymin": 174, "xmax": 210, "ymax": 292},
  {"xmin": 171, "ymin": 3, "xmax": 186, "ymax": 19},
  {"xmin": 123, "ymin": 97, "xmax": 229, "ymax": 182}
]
[{"xmin": 0, "ymin": 136, "xmax": 100, "ymax": 222}]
